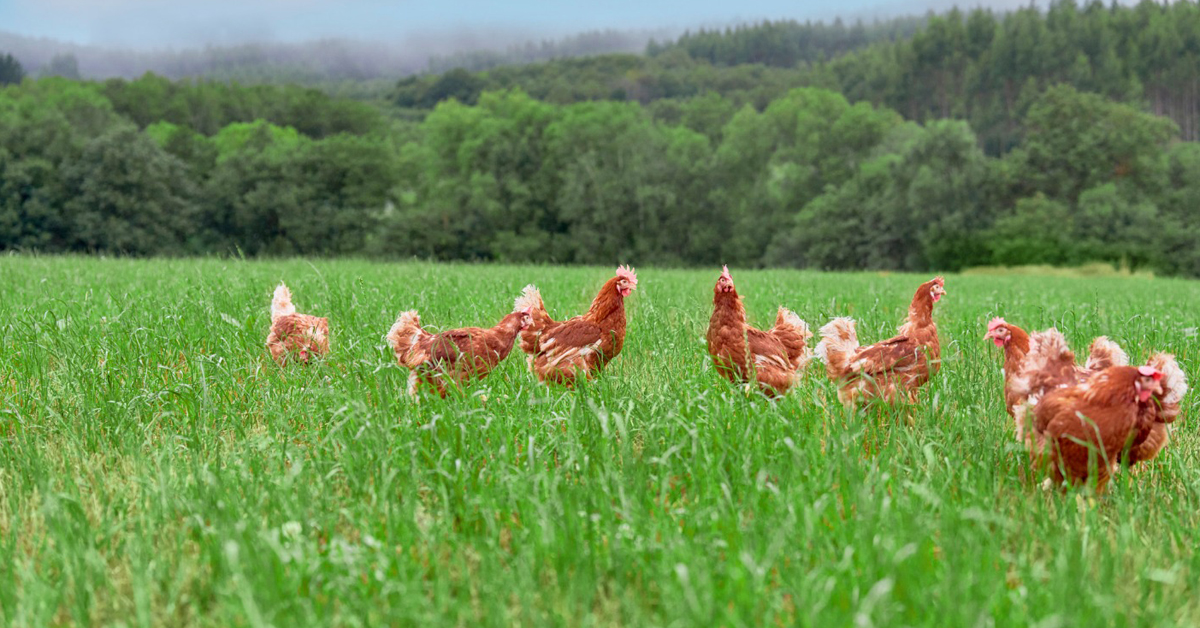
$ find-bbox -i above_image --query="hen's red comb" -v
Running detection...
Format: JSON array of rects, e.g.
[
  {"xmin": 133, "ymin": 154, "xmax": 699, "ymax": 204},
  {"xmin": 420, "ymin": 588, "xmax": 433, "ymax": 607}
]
[
  {"xmin": 616, "ymin": 265, "xmax": 637, "ymax": 286},
  {"xmin": 988, "ymin": 317, "xmax": 1006, "ymax": 332},
  {"xmin": 1138, "ymin": 365, "xmax": 1164, "ymax": 380}
]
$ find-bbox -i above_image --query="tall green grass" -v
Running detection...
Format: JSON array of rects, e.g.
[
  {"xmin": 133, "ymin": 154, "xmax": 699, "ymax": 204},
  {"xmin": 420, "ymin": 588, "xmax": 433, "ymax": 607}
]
[{"xmin": 1, "ymin": 257, "xmax": 1197, "ymax": 627}]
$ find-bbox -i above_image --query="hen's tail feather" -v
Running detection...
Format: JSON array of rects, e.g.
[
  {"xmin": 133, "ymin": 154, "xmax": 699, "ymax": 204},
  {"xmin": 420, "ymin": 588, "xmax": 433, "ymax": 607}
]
[
  {"xmin": 1148, "ymin": 352, "xmax": 1188, "ymax": 410},
  {"xmin": 773, "ymin": 307, "xmax": 813, "ymax": 369},
  {"xmin": 816, "ymin": 317, "xmax": 858, "ymax": 379},
  {"xmin": 386, "ymin": 310, "xmax": 429, "ymax": 367},
  {"xmin": 271, "ymin": 283, "xmax": 296, "ymax": 322},
  {"xmin": 1012, "ymin": 328, "xmax": 1077, "ymax": 402},
  {"xmin": 1030, "ymin": 329, "xmax": 1074, "ymax": 364},
  {"xmin": 773, "ymin": 307, "xmax": 811, "ymax": 337},
  {"xmin": 1086, "ymin": 336, "xmax": 1129, "ymax": 371},
  {"xmin": 514, "ymin": 285, "xmax": 550, "ymax": 328}
]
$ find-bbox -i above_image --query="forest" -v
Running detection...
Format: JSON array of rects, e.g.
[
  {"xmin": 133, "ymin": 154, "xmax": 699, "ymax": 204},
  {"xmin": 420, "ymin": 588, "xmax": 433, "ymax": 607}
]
[{"xmin": 2, "ymin": 0, "xmax": 1199, "ymax": 276}]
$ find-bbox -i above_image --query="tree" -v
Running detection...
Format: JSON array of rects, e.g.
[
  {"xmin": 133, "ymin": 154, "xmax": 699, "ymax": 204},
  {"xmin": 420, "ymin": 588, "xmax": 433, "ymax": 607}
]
[
  {"xmin": 60, "ymin": 126, "xmax": 198, "ymax": 254},
  {"xmin": 1015, "ymin": 84, "xmax": 1176, "ymax": 204},
  {"xmin": 987, "ymin": 194, "xmax": 1076, "ymax": 266},
  {"xmin": 0, "ymin": 53, "xmax": 24, "ymax": 85},
  {"xmin": 771, "ymin": 120, "xmax": 1000, "ymax": 271},
  {"xmin": 41, "ymin": 53, "xmax": 81, "ymax": 80}
]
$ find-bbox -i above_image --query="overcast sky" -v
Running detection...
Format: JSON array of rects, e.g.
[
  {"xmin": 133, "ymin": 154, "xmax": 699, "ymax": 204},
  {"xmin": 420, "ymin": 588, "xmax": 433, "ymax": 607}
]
[{"xmin": 0, "ymin": 0, "xmax": 1035, "ymax": 49}]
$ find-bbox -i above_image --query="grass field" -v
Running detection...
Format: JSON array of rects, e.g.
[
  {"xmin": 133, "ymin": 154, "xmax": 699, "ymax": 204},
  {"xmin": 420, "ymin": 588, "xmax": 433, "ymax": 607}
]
[{"xmin": 1, "ymin": 256, "xmax": 1198, "ymax": 627}]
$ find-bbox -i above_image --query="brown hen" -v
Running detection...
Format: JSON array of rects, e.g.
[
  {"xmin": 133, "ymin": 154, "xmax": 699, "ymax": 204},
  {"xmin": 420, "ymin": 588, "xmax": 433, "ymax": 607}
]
[
  {"xmin": 706, "ymin": 266, "xmax": 812, "ymax": 396},
  {"xmin": 516, "ymin": 266, "xmax": 637, "ymax": 387},
  {"xmin": 1028, "ymin": 365, "xmax": 1163, "ymax": 490},
  {"xmin": 266, "ymin": 283, "xmax": 329, "ymax": 365},
  {"xmin": 815, "ymin": 277, "xmax": 945, "ymax": 406},
  {"xmin": 386, "ymin": 303, "xmax": 531, "ymax": 397}
]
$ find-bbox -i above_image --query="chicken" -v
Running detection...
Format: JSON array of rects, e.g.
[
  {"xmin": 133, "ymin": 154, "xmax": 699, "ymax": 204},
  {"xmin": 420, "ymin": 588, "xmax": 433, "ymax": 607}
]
[
  {"xmin": 1027, "ymin": 364, "xmax": 1163, "ymax": 490},
  {"xmin": 983, "ymin": 318, "xmax": 1032, "ymax": 419},
  {"xmin": 1123, "ymin": 352, "xmax": 1187, "ymax": 468},
  {"xmin": 266, "ymin": 282, "xmax": 330, "ymax": 365},
  {"xmin": 815, "ymin": 277, "xmax": 945, "ymax": 406},
  {"xmin": 386, "ymin": 304, "xmax": 532, "ymax": 397},
  {"xmin": 1006, "ymin": 328, "xmax": 1130, "ymax": 443},
  {"xmin": 986, "ymin": 319, "xmax": 1127, "ymax": 420},
  {"xmin": 706, "ymin": 266, "xmax": 812, "ymax": 396},
  {"xmin": 516, "ymin": 265, "xmax": 638, "ymax": 387}
]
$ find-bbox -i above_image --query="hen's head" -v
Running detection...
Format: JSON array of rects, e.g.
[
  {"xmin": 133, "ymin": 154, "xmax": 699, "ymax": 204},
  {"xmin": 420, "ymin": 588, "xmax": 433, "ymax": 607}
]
[
  {"xmin": 517, "ymin": 306, "xmax": 533, "ymax": 330},
  {"xmin": 1136, "ymin": 365, "xmax": 1165, "ymax": 403},
  {"xmin": 716, "ymin": 265, "xmax": 735, "ymax": 294},
  {"xmin": 615, "ymin": 265, "xmax": 638, "ymax": 297},
  {"xmin": 985, "ymin": 317, "xmax": 1012, "ymax": 348},
  {"xmin": 926, "ymin": 277, "xmax": 946, "ymax": 303}
]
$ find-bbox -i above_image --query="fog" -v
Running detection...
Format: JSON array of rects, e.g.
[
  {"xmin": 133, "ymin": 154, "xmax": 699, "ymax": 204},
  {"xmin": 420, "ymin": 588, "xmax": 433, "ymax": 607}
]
[{"xmin": 0, "ymin": 0, "xmax": 1056, "ymax": 80}]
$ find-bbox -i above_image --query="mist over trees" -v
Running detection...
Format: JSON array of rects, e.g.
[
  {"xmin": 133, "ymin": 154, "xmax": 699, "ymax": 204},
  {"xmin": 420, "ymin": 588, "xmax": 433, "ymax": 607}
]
[
  {"xmin": 2, "ymin": 0, "xmax": 1200, "ymax": 276},
  {"xmin": 427, "ymin": 29, "xmax": 673, "ymax": 74},
  {"xmin": 0, "ymin": 28, "xmax": 670, "ymax": 84}
]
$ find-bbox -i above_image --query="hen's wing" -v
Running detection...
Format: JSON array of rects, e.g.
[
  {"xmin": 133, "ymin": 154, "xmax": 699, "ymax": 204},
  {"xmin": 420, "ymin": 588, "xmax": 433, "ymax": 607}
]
[
  {"xmin": 430, "ymin": 327, "xmax": 505, "ymax": 378},
  {"xmin": 1032, "ymin": 388, "xmax": 1080, "ymax": 437},
  {"xmin": 849, "ymin": 335, "xmax": 924, "ymax": 376},
  {"xmin": 537, "ymin": 318, "xmax": 606, "ymax": 366},
  {"xmin": 1125, "ymin": 421, "xmax": 1169, "ymax": 466},
  {"xmin": 429, "ymin": 329, "xmax": 476, "ymax": 363},
  {"xmin": 746, "ymin": 327, "xmax": 791, "ymax": 371}
]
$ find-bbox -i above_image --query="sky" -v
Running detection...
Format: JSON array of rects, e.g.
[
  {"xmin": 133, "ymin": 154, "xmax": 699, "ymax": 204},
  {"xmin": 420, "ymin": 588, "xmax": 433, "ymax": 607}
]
[{"xmin": 0, "ymin": 0, "xmax": 1035, "ymax": 49}]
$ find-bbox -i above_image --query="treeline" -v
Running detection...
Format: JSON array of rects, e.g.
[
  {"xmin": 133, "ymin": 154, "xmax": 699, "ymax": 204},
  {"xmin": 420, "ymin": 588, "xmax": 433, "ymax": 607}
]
[
  {"xmin": 393, "ymin": 1, "xmax": 1200, "ymax": 149},
  {"xmin": 0, "ymin": 78, "xmax": 393, "ymax": 256},
  {"xmin": 427, "ymin": 29, "xmax": 670, "ymax": 74},
  {"xmin": 825, "ymin": 0, "xmax": 1200, "ymax": 149},
  {"xmin": 3, "ymin": 76, "xmax": 1198, "ymax": 276},
  {"xmin": 392, "ymin": 53, "xmax": 807, "ymax": 111},
  {"xmin": 647, "ymin": 16, "xmax": 925, "ymax": 67}
]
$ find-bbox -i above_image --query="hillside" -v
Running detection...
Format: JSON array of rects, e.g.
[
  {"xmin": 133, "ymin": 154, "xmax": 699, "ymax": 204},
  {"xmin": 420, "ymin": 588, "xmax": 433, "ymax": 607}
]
[{"xmin": 393, "ymin": 2, "xmax": 1200, "ymax": 147}]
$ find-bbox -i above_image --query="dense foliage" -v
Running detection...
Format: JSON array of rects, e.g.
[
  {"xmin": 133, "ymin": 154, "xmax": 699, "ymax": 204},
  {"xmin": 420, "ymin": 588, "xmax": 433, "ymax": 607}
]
[{"xmin": 2, "ymin": 74, "xmax": 1197, "ymax": 275}]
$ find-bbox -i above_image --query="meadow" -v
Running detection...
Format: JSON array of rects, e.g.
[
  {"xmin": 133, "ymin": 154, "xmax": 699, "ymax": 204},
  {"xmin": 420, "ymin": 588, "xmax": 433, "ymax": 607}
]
[{"xmin": 1, "ymin": 256, "xmax": 1198, "ymax": 627}]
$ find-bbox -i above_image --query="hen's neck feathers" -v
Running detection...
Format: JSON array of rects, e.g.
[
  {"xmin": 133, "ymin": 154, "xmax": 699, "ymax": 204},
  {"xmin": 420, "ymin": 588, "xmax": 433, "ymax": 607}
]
[
  {"xmin": 492, "ymin": 312, "xmax": 525, "ymax": 341},
  {"xmin": 712, "ymin": 289, "xmax": 745, "ymax": 323},
  {"xmin": 906, "ymin": 288, "xmax": 937, "ymax": 327},
  {"xmin": 584, "ymin": 277, "xmax": 626, "ymax": 323},
  {"xmin": 1004, "ymin": 326, "xmax": 1031, "ymax": 373}
]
